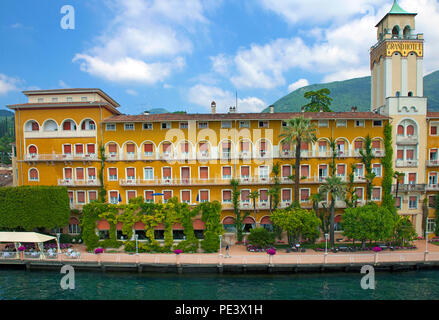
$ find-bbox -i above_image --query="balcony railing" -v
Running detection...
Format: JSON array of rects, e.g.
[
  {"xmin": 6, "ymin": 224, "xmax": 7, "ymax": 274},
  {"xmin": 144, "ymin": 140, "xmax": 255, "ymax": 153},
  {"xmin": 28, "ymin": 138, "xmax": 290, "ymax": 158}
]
[
  {"xmin": 392, "ymin": 184, "xmax": 426, "ymax": 193},
  {"xmin": 426, "ymin": 184, "xmax": 439, "ymax": 191},
  {"xmin": 396, "ymin": 135, "xmax": 418, "ymax": 145},
  {"xmin": 427, "ymin": 160, "xmax": 439, "ymax": 167},
  {"xmin": 25, "ymin": 153, "xmax": 99, "ymax": 161},
  {"xmin": 58, "ymin": 179, "xmax": 101, "ymax": 186},
  {"xmin": 396, "ymin": 159, "xmax": 418, "ymax": 168}
]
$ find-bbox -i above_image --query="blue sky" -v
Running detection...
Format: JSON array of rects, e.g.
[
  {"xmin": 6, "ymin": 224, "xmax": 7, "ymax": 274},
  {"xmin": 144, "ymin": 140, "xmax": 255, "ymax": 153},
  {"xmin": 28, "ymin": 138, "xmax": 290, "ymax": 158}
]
[{"xmin": 1, "ymin": 0, "xmax": 439, "ymax": 115}]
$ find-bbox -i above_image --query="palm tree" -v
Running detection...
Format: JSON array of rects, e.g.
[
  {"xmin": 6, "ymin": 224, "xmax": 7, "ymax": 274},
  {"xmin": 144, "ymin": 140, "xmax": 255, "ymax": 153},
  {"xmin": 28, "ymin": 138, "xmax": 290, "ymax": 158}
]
[
  {"xmin": 249, "ymin": 191, "xmax": 259, "ymax": 223},
  {"xmin": 280, "ymin": 116, "xmax": 317, "ymax": 204},
  {"xmin": 311, "ymin": 192, "xmax": 328, "ymax": 235},
  {"xmin": 320, "ymin": 176, "xmax": 346, "ymax": 248}
]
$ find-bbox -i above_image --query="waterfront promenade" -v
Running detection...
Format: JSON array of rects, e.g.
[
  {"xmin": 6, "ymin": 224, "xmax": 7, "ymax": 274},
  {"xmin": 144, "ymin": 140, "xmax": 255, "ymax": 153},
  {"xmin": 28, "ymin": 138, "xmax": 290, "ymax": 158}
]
[{"xmin": 2, "ymin": 241, "xmax": 439, "ymax": 273}]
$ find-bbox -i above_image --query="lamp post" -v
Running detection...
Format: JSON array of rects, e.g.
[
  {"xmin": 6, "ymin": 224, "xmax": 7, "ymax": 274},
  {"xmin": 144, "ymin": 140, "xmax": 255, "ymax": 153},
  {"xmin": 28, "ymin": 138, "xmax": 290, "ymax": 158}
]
[
  {"xmin": 56, "ymin": 233, "xmax": 61, "ymax": 254},
  {"xmin": 134, "ymin": 234, "xmax": 139, "ymax": 256},
  {"xmin": 219, "ymin": 235, "xmax": 223, "ymax": 257},
  {"xmin": 324, "ymin": 233, "xmax": 329, "ymax": 255}
]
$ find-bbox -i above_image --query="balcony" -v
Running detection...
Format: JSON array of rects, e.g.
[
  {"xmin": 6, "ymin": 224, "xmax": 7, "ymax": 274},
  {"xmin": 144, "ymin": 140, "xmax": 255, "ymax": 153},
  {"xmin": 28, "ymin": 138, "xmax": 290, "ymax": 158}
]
[
  {"xmin": 58, "ymin": 179, "xmax": 100, "ymax": 187},
  {"xmin": 396, "ymin": 159, "xmax": 418, "ymax": 168},
  {"xmin": 372, "ymin": 149, "xmax": 385, "ymax": 157},
  {"xmin": 427, "ymin": 160, "xmax": 439, "ymax": 167},
  {"xmin": 25, "ymin": 153, "xmax": 99, "ymax": 162},
  {"xmin": 23, "ymin": 129, "xmax": 97, "ymax": 139},
  {"xmin": 426, "ymin": 184, "xmax": 439, "ymax": 191},
  {"xmin": 396, "ymin": 135, "xmax": 418, "ymax": 145},
  {"xmin": 392, "ymin": 184, "xmax": 426, "ymax": 193}
]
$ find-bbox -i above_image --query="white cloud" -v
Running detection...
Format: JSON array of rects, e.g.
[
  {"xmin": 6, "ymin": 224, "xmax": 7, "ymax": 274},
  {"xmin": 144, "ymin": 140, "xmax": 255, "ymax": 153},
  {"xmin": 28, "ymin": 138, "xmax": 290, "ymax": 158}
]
[
  {"xmin": 213, "ymin": 0, "xmax": 439, "ymax": 88},
  {"xmin": 58, "ymin": 80, "xmax": 69, "ymax": 88},
  {"xmin": 210, "ymin": 54, "xmax": 232, "ymax": 76},
  {"xmin": 188, "ymin": 84, "xmax": 266, "ymax": 113},
  {"xmin": 73, "ymin": 0, "xmax": 211, "ymax": 84},
  {"xmin": 0, "ymin": 74, "xmax": 21, "ymax": 96},
  {"xmin": 288, "ymin": 79, "xmax": 309, "ymax": 92},
  {"xmin": 125, "ymin": 89, "xmax": 138, "ymax": 96}
]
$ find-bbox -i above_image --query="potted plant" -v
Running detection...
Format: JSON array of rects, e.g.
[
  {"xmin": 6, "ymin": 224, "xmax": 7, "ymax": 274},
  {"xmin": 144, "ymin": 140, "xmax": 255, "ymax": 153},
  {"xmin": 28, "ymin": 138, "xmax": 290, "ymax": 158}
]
[{"xmin": 267, "ymin": 248, "xmax": 276, "ymax": 265}]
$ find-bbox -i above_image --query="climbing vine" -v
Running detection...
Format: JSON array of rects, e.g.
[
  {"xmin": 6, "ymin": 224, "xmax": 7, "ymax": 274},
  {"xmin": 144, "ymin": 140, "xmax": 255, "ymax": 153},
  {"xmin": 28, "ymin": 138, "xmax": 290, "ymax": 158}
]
[
  {"xmin": 98, "ymin": 145, "xmax": 107, "ymax": 202},
  {"xmin": 381, "ymin": 123, "xmax": 395, "ymax": 214}
]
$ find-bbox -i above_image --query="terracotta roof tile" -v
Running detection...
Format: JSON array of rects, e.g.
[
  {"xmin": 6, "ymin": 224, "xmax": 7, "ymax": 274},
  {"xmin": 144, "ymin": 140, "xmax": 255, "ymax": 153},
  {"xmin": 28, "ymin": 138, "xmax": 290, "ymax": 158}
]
[{"xmin": 102, "ymin": 112, "xmax": 389, "ymax": 123}]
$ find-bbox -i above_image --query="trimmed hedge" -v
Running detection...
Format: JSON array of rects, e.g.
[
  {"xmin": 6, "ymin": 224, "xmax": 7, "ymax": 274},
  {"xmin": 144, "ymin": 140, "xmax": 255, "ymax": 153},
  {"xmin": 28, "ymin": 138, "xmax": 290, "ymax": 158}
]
[{"xmin": 0, "ymin": 186, "xmax": 70, "ymax": 230}]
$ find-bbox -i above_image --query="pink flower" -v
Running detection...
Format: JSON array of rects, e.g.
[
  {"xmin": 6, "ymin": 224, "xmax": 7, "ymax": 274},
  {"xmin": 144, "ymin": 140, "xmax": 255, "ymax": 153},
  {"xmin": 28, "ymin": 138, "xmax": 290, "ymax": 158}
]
[
  {"xmin": 18, "ymin": 246, "xmax": 26, "ymax": 251},
  {"xmin": 94, "ymin": 248, "xmax": 104, "ymax": 254},
  {"xmin": 372, "ymin": 247, "xmax": 382, "ymax": 252},
  {"xmin": 266, "ymin": 249, "xmax": 276, "ymax": 256},
  {"xmin": 174, "ymin": 249, "xmax": 183, "ymax": 254}
]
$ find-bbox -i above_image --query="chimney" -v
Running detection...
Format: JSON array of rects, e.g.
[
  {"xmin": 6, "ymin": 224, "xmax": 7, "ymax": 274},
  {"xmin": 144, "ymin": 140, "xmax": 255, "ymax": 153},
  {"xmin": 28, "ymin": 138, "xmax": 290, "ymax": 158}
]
[
  {"xmin": 269, "ymin": 105, "xmax": 274, "ymax": 114},
  {"xmin": 229, "ymin": 106, "xmax": 236, "ymax": 113},
  {"xmin": 351, "ymin": 106, "xmax": 358, "ymax": 112},
  {"xmin": 211, "ymin": 101, "xmax": 216, "ymax": 114},
  {"xmin": 301, "ymin": 106, "xmax": 305, "ymax": 113},
  {"xmin": 143, "ymin": 110, "xmax": 150, "ymax": 116}
]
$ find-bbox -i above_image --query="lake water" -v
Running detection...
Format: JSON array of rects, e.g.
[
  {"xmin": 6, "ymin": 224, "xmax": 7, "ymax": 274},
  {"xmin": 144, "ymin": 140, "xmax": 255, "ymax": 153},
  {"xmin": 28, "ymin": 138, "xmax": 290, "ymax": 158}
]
[{"xmin": 0, "ymin": 269, "xmax": 438, "ymax": 300}]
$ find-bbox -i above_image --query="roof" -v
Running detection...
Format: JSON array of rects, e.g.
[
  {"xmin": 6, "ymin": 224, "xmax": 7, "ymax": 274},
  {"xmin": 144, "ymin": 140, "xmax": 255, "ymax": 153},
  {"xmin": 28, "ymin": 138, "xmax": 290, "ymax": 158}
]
[
  {"xmin": 21, "ymin": 88, "xmax": 120, "ymax": 108},
  {"xmin": 427, "ymin": 112, "xmax": 439, "ymax": 119},
  {"xmin": 0, "ymin": 232, "xmax": 56, "ymax": 243},
  {"xmin": 376, "ymin": 0, "xmax": 416, "ymax": 27},
  {"xmin": 102, "ymin": 112, "xmax": 389, "ymax": 123},
  {"xmin": 6, "ymin": 101, "xmax": 121, "ymax": 115}
]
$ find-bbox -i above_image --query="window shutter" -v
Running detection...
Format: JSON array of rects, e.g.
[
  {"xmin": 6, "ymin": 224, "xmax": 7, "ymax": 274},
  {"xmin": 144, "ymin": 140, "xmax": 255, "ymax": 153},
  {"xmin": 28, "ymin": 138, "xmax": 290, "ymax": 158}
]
[
  {"xmin": 76, "ymin": 144, "xmax": 83, "ymax": 154},
  {"xmin": 223, "ymin": 167, "xmax": 232, "ymax": 176},
  {"xmin": 181, "ymin": 142, "xmax": 189, "ymax": 152},
  {"xmin": 88, "ymin": 168, "xmax": 96, "ymax": 178},
  {"xmin": 29, "ymin": 145, "xmax": 37, "ymax": 154},
  {"xmin": 407, "ymin": 125, "xmax": 414, "ymax": 136},
  {"xmin": 31, "ymin": 122, "xmax": 39, "ymax": 131},
  {"xmin": 282, "ymin": 189, "xmax": 291, "ymax": 201},
  {"xmin": 182, "ymin": 191, "xmax": 190, "ymax": 201},
  {"xmin": 372, "ymin": 140, "xmax": 380, "ymax": 149},
  {"xmin": 301, "ymin": 165, "xmax": 309, "ymax": 177},
  {"xmin": 63, "ymin": 145, "xmax": 72, "ymax": 154},
  {"xmin": 65, "ymin": 168, "xmax": 72, "ymax": 179},
  {"xmin": 260, "ymin": 190, "xmax": 268, "ymax": 201},
  {"xmin": 409, "ymin": 173, "xmax": 416, "ymax": 183},
  {"xmin": 144, "ymin": 143, "xmax": 153, "ymax": 152},
  {"xmin": 354, "ymin": 140, "xmax": 363, "ymax": 149},
  {"xmin": 200, "ymin": 167, "xmax": 209, "ymax": 179},
  {"xmin": 30, "ymin": 169, "xmax": 38, "ymax": 179},
  {"xmin": 241, "ymin": 166, "xmax": 250, "ymax": 177},
  {"xmin": 164, "ymin": 191, "xmax": 172, "ymax": 200},
  {"xmin": 163, "ymin": 143, "xmax": 171, "ymax": 152},
  {"xmin": 109, "ymin": 168, "xmax": 117, "ymax": 176},
  {"xmin": 127, "ymin": 144, "xmax": 135, "ymax": 153},
  {"xmin": 406, "ymin": 150, "xmax": 414, "ymax": 160},
  {"xmin": 200, "ymin": 191, "xmax": 208, "ymax": 201},
  {"xmin": 282, "ymin": 165, "xmax": 291, "ymax": 177},
  {"xmin": 395, "ymin": 197, "xmax": 401, "ymax": 207},
  {"xmin": 241, "ymin": 190, "xmax": 250, "ymax": 201},
  {"xmin": 145, "ymin": 191, "xmax": 153, "ymax": 201},
  {"xmin": 127, "ymin": 168, "xmax": 135, "ymax": 177},
  {"xmin": 199, "ymin": 142, "xmax": 208, "ymax": 152},
  {"xmin": 87, "ymin": 144, "xmax": 95, "ymax": 154},
  {"xmin": 76, "ymin": 168, "xmax": 84, "ymax": 180},
  {"xmin": 319, "ymin": 141, "xmax": 326, "ymax": 147},
  {"xmin": 431, "ymin": 126, "xmax": 437, "ymax": 135},
  {"xmin": 181, "ymin": 167, "xmax": 190, "ymax": 179},
  {"xmin": 373, "ymin": 188, "xmax": 380, "ymax": 199},
  {"xmin": 77, "ymin": 192, "xmax": 85, "ymax": 203},
  {"xmin": 222, "ymin": 142, "xmax": 231, "ymax": 150},
  {"xmin": 355, "ymin": 188, "xmax": 363, "ymax": 199},
  {"xmin": 163, "ymin": 167, "xmax": 172, "ymax": 178},
  {"xmin": 110, "ymin": 191, "xmax": 118, "ymax": 199},
  {"xmin": 260, "ymin": 141, "xmax": 266, "ymax": 151},
  {"xmin": 397, "ymin": 125, "xmax": 404, "ymax": 135},
  {"xmin": 63, "ymin": 121, "xmax": 71, "ymax": 131},
  {"xmin": 337, "ymin": 165, "xmax": 345, "ymax": 175},
  {"xmin": 68, "ymin": 191, "xmax": 74, "ymax": 201},
  {"xmin": 223, "ymin": 190, "xmax": 232, "ymax": 201},
  {"xmin": 301, "ymin": 189, "xmax": 309, "ymax": 201},
  {"xmin": 127, "ymin": 191, "xmax": 136, "ymax": 200},
  {"xmin": 397, "ymin": 150, "xmax": 404, "ymax": 160},
  {"xmin": 109, "ymin": 144, "xmax": 117, "ymax": 153},
  {"xmin": 89, "ymin": 192, "xmax": 97, "ymax": 201},
  {"xmin": 300, "ymin": 142, "xmax": 309, "ymax": 150},
  {"xmin": 282, "ymin": 142, "xmax": 290, "ymax": 151}
]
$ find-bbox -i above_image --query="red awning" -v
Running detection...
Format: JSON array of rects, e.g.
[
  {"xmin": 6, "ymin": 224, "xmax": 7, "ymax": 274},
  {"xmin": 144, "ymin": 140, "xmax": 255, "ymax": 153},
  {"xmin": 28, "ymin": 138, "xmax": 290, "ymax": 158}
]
[
  {"xmin": 223, "ymin": 217, "xmax": 235, "ymax": 225},
  {"xmin": 116, "ymin": 222, "xmax": 123, "ymax": 231},
  {"xmin": 173, "ymin": 223, "xmax": 184, "ymax": 230},
  {"xmin": 69, "ymin": 217, "xmax": 79, "ymax": 225},
  {"xmin": 260, "ymin": 216, "xmax": 272, "ymax": 225},
  {"xmin": 193, "ymin": 219, "xmax": 205, "ymax": 230},
  {"xmin": 97, "ymin": 220, "xmax": 110, "ymax": 230},
  {"xmin": 134, "ymin": 221, "xmax": 145, "ymax": 230},
  {"xmin": 243, "ymin": 216, "xmax": 255, "ymax": 224},
  {"xmin": 155, "ymin": 223, "xmax": 165, "ymax": 230},
  {"xmin": 335, "ymin": 215, "xmax": 342, "ymax": 223}
]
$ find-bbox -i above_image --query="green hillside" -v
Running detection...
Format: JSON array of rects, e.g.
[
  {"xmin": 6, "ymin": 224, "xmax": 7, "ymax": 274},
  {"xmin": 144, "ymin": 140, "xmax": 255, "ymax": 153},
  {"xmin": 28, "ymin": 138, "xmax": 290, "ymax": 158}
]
[{"xmin": 266, "ymin": 70, "xmax": 439, "ymax": 112}]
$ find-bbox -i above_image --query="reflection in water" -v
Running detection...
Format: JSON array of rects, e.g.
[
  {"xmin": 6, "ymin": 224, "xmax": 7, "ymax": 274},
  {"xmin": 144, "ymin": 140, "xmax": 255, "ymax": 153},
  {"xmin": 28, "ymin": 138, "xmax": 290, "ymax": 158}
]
[{"xmin": 0, "ymin": 269, "xmax": 439, "ymax": 300}]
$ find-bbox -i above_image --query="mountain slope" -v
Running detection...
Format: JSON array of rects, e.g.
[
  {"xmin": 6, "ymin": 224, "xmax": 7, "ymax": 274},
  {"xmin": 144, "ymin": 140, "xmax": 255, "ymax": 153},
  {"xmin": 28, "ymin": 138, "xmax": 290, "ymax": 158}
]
[{"xmin": 266, "ymin": 70, "xmax": 439, "ymax": 112}]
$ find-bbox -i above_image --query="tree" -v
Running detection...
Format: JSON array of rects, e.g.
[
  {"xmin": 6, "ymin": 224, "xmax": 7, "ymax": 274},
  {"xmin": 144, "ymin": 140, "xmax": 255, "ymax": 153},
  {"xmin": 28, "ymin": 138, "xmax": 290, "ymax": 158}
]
[
  {"xmin": 359, "ymin": 135, "xmax": 376, "ymax": 202},
  {"xmin": 311, "ymin": 192, "xmax": 329, "ymax": 235},
  {"xmin": 231, "ymin": 179, "xmax": 246, "ymax": 242},
  {"xmin": 271, "ymin": 207, "xmax": 321, "ymax": 245},
  {"xmin": 320, "ymin": 176, "xmax": 346, "ymax": 248},
  {"xmin": 249, "ymin": 191, "xmax": 259, "ymax": 224},
  {"xmin": 393, "ymin": 171, "xmax": 405, "ymax": 218},
  {"xmin": 269, "ymin": 162, "xmax": 281, "ymax": 213},
  {"xmin": 247, "ymin": 227, "xmax": 275, "ymax": 248},
  {"xmin": 381, "ymin": 123, "xmax": 395, "ymax": 213},
  {"xmin": 303, "ymin": 88, "xmax": 333, "ymax": 112},
  {"xmin": 394, "ymin": 216, "xmax": 417, "ymax": 246},
  {"xmin": 345, "ymin": 163, "xmax": 359, "ymax": 208},
  {"xmin": 435, "ymin": 193, "xmax": 439, "ymax": 237},
  {"xmin": 279, "ymin": 116, "xmax": 317, "ymax": 204},
  {"xmin": 342, "ymin": 203, "xmax": 395, "ymax": 247}
]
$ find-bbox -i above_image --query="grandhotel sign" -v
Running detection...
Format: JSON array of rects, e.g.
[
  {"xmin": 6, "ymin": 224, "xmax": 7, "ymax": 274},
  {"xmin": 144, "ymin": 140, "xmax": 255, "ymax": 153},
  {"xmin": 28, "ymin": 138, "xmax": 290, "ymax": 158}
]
[{"xmin": 371, "ymin": 40, "xmax": 423, "ymax": 67}]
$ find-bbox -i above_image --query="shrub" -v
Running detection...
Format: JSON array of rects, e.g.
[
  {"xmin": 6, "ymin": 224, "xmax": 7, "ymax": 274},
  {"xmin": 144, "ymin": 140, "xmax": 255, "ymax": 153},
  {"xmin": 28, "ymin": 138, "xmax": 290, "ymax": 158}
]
[{"xmin": 247, "ymin": 228, "xmax": 275, "ymax": 248}]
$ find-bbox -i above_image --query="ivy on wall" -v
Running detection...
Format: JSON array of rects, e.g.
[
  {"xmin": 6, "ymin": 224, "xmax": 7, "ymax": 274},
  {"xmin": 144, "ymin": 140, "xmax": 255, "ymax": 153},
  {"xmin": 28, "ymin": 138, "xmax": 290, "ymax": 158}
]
[
  {"xmin": 80, "ymin": 197, "xmax": 222, "ymax": 253},
  {"xmin": 381, "ymin": 123, "xmax": 395, "ymax": 214},
  {"xmin": 0, "ymin": 186, "xmax": 70, "ymax": 231}
]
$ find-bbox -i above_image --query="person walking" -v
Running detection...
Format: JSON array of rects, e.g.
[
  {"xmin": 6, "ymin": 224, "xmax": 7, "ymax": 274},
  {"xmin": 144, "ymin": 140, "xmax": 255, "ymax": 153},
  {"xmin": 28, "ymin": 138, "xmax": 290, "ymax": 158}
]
[{"xmin": 225, "ymin": 244, "xmax": 231, "ymax": 258}]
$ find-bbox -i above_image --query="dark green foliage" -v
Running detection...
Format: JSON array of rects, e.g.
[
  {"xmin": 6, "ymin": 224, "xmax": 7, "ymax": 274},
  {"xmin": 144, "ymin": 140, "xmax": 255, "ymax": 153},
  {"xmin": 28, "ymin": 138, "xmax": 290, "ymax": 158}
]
[
  {"xmin": 303, "ymin": 88, "xmax": 333, "ymax": 112},
  {"xmin": 381, "ymin": 123, "xmax": 395, "ymax": 213},
  {"xmin": 360, "ymin": 135, "xmax": 376, "ymax": 202},
  {"xmin": 247, "ymin": 227, "xmax": 275, "ymax": 248},
  {"xmin": 231, "ymin": 179, "xmax": 244, "ymax": 242},
  {"xmin": 265, "ymin": 71, "xmax": 439, "ymax": 113},
  {"xmin": 98, "ymin": 145, "xmax": 107, "ymax": 202},
  {"xmin": 0, "ymin": 186, "xmax": 70, "ymax": 230},
  {"xmin": 435, "ymin": 194, "xmax": 439, "ymax": 237},
  {"xmin": 197, "ymin": 201, "xmax": 223, "ymax": 253}
]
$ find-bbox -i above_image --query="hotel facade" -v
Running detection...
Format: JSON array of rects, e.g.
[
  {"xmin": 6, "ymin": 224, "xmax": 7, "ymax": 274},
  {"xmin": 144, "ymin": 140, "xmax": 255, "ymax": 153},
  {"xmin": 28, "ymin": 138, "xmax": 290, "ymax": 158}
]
[{"xmin": 6, "ymin": 1, "xmax": 438, "ymax": 240}]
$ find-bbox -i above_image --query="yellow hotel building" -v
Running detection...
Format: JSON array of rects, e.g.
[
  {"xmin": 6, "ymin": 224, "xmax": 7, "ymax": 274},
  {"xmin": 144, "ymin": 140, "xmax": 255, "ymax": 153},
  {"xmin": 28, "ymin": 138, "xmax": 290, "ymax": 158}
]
[{"xmin": 5, "ymin": 1, "xmax": 438, "ymax": 240}]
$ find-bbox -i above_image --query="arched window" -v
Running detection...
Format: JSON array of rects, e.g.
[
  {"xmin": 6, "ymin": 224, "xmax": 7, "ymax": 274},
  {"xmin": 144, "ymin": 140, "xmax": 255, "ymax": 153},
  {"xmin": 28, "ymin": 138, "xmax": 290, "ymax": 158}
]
[
  {"xmin": 43, "ymin": 120, "xmax": 58, "ymax": 132},
  {"xmin": 28, "ymin": 145, "xmax": 37, "ymax": 155},
  {"xmin": 392, "ymin": 26, "xmax": 400, "ymax": 38},
  {"xmin": 80, "ymin": 119, "xmax": 96, "ymax": 130},
  {"xmin": 25, "ymin": 120, "xmax": 39, "ymax": 132},
  {"xmin": 397, "ymin": 125, "xmax": 404, "ymax": 135},
  {"xmin": 407, "ymin": 125, "xmax": 415, "ymax": 136},
  {"xmin": 408, "ymin": 91, "xmax": 413, "ymax": 97},
  {"xmin": 62, "ymin": 119, "xmax": 76, "ymax": 131},
  {"xmin": 396, "ymin": 91, "xmax": 401, "ymax": 97},
  {"xmin": 403, "ymin": 26, "xmax": 411, "ymax": 39},
  {"xmin": 29, "ymin": 168, "xmax": 39, "ymax": 181}
]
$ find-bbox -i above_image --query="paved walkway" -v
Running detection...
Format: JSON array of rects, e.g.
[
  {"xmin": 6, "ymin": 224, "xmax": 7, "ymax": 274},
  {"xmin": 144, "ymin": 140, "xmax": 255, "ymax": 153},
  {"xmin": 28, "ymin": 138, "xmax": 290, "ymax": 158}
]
[{"xmin": 2, "ymin": 240, "xmax": 437, "ymax": 266}]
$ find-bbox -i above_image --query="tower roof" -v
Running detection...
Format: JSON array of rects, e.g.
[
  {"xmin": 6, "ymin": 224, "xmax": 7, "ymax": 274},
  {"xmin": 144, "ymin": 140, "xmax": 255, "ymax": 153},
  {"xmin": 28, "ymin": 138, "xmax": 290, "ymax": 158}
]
[{"xmin": 376, "ymin": 1, "xmax": 416, "ymax": 27}]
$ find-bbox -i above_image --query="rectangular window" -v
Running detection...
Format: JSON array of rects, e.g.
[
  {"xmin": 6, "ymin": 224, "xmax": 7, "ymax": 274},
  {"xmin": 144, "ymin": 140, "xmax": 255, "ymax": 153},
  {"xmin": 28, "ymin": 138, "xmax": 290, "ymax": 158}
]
[
  {"xmin": 354, "ymin": 164, "xmax": 364, "ymax": 177},
  {"xmin": 143, "ymin": 123, "xmax": 153, "ymax": 130},
  {"xmin": 319, "ymin": 141, "xmax": 327, "ymax": 153},
  {"xmin": 431, "ymin": 126, "xmax": 438, "ymax": 136},
  {"xmin": 161, "ymin": 122, "xmax": 171, "ymax": 129},
  {"xmin": 282, "ymin": 165, "xmax": 291, "ymax": 178},
  {"xmin": 76, "ymin": 168, "xmax": 84, "ymax": 180},
  {"xmin": 200, "ymin": 190, "xmax": 209, "ymax": 203},
  {"xmin": 355, "ymin": 120, "xmax": 365, "ymax": 127},
  {"xmin": 126, "ymin": 168, "xmax": 135, "ymax": 180},
  {"xmin": 259, "ymin": 190, "xmax": 268, "ymax": 202},
  {"xmin": 110, "ymin": 191, "xmax": 118, "ymax": 204},
  {"xmin": 409, "ymin": 196, "xmax": 418, "ymax": 209},
  {"xmin": 259, "ymin": 121, "xmax": 269, "ymax": 128},
  {"xmin": 337, "ymin": 164, "xmax": 346, "ymax": 177},
  {"xmin": 144, "ymin": 168, "xmax": 154, "ymax": 180},
  {"xmin": 37, "ymin": 98, "xmax": 44, "ymax": 103},
  {"xmin": 163, "ymin": 167, "xmax": 172, "ymax": 179},
  {"xmin": 163, "ymin": 191, "xmax": 172, "ymax": 203},
  {"xmin": 127, "ymin": 191, "xmax": 136, "ymax": 202},
  {"xmin": 77, "ymin": 191, "xmax": 85, "ymax": 204},
  {"xmin": 372, "ymin": 164, "xmax": 382, "ymax": 177},
  {"xmin": 300, "ymin": 189, "xmax": 310, "ymax": 202},
  {"xmin": 408, "ymin": 173, "xmax": 417, "ymax": 184},
  {"xmin": 81, "ymin": 97, "xmax": 87, "ymax": 102},
  {"xmin": 144, "ymin": 143, "xmax": 154, "ymax": 156},
  {"xmin": 282, "ymin": 189, "xmax": 291, "ymax": 202},
  {"xmin": 180, "ymin": 122, "xmax": 188, "ymax": 129},
  {"xmin": 221, "ymin": 121, "xmax": 232, "ymax": 129},
  {"xmin": 181, "ymin": 190, "xmax": 191, "ymax": 203},
  {"xmin": 222, "ymin": 190, "xmax": 232, "ymax": 203},
  {"xmin": 66, "ymin": 97, "xmax": 73, "ymax": 102},
  {"xmin": 241, "ymin": 190, "xmax": 250, "ymax": 203},
  {"xmin": 373, "ymin": 120, "xmax": 383, "ymax": 127},
  {"xmin": 222, "ymin": 166, "xmax": 232, "ymax": 179},
  {"xmin": 241, "ymin": 166, "xmax": 250, "ymax": 178},
  {"xmin": 430, "ymin": 149, "xmax": 438, "ymax": 161},
  {"xmin": 75, "ymin": 144, "xmax": 84, "ymax": 155},
  {"xmin": 109, "ymin": 168, "xmax": 117, "ymax": 181},
  {"xmin": 240, "ymin": 121, "xmax": 250, "ymax": 128},
  {"xmin": 301, "ymin": 165, "xmax": 310, "ymax": 178},
  {"xmin": 64, "ymin": 168, "xmax": 73, "ymax": 180},
  {"xmin": 88, "ymin": 191, "xmax": 97, "ymax": 202},
  {"xmin": 87, "ymin": 144, "xmax": 96, "ymax": 154},
  {"xmin": 126, "ymin": 144, "xmax": 136, "ymax": 154},
  {"xmin": 87, "ymin": 168, "xmax": 96, "ymax": 180},
  {"xmin": 372, "ymin": 188, "xmax": 381, "ymax": 201},
  {"xmin": 336, "ymin": 120, "xmax": 346, "ymax": 127},
  {"xmin": 429, "ymin": 196, "xmax": 436, "ymax": 208},
  {"xmin": 52, "ymin": 97, "xmax": 58, "ymax": 102},
  {"xmin": 106, "ymin": 124, "xmax": 116, "ymax": 131},
  {"xmin": 259, "ymin": 166, "xmax": 269, "ymax": 179},
  {"xmin": 395, "ymin": 196, "xmax": 402, "ymax": 209},
  {"xmin": 124, "ymin": 123, "xmax": 134, "ymax": 131},
  {"xmin": 63, "ymin": 144, "xmax": 72, "ymax": 155},
  {"xmin": 318, "ymin": 120, "xmax": 329, "ymax": 128},
  {"xmin": 144, "ymin": 191, "xmax": 154, "ymax": 203},
  {"xmin": 200, "ymin": 167, "xmax": 209, "ymax": 180},
  {"xmin": 198, "ymin": 122, "xmax": 208, "ymax": 129},
  {"xmin": 428, "ymin": 218, "xmax": 436, "ymax": 233},
  {"xmin": 355, "ymin": 188, "xmax": 364, "ymax": 201}
]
